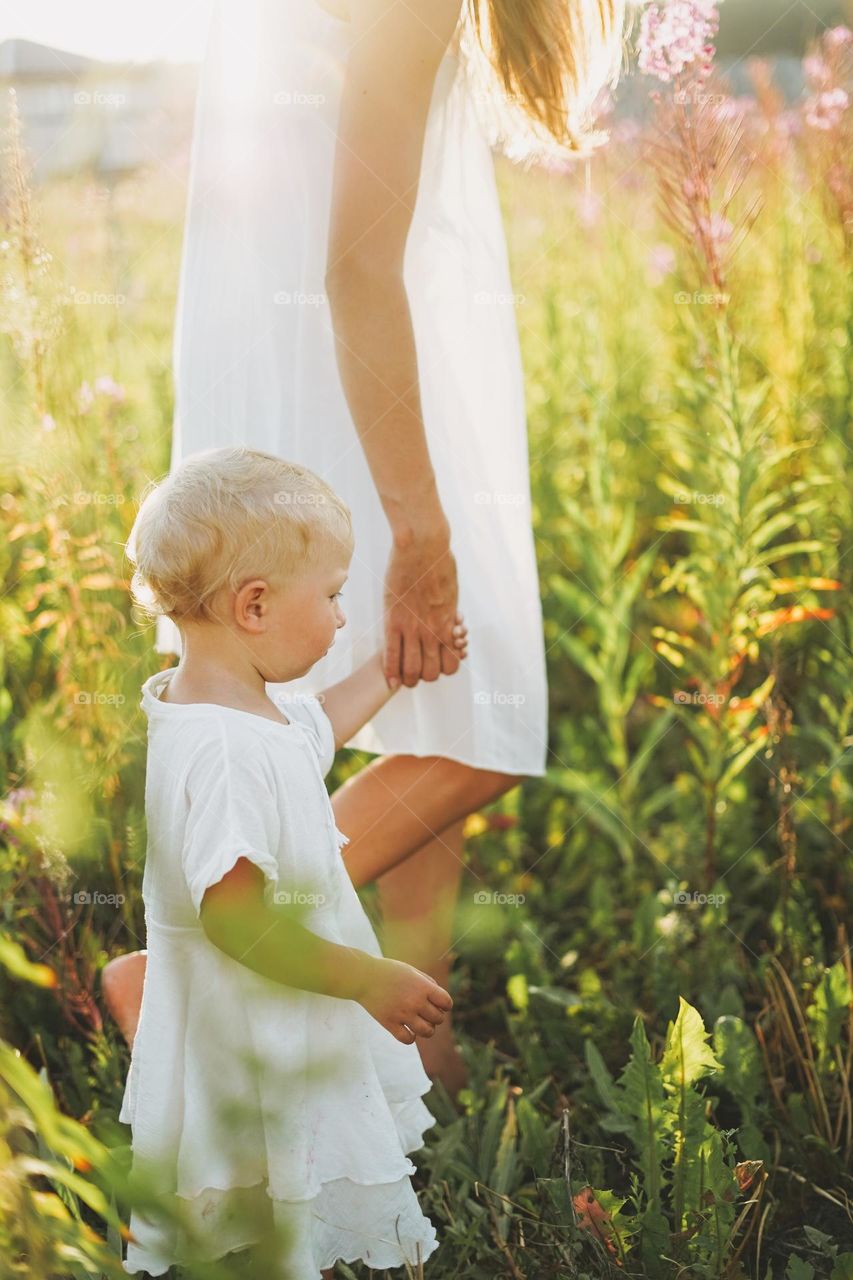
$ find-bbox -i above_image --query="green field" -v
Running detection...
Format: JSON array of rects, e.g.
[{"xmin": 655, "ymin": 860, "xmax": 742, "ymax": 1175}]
[{"xmin": 1, "ymin": 30, "xmax": 852, "ymax": 1280}]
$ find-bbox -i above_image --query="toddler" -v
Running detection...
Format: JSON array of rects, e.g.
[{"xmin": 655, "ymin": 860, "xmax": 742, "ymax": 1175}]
[{"xmin": 120, "ymin": 446, "xmax": 468, "ymax": 1277}]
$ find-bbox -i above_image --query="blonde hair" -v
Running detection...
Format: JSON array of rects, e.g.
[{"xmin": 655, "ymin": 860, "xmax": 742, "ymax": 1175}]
[
  {"xmin": 126, "ymin": 447, "xmax": 353, "ymax": 626},
  {"xmin": 460, "ymin": 0, "xmax": 628, "ymax": 164}
]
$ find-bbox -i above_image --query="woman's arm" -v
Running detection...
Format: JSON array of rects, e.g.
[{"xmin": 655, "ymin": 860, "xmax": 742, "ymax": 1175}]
[{"xmin": 324, "ymin": 0, "xmax": 466, "ymax": 687}]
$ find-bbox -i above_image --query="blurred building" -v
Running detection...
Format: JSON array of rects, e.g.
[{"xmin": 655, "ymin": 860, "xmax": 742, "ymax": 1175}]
[{"xmin": 0, "ymin": 38, "xmax": 197, "ymax": 183}]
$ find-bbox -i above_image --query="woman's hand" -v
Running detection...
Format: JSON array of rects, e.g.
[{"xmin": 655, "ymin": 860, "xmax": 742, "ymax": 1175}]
[
  {"xmin": 383, "ymin": 525, "xmax": 465, "ymax": 687},
  {"xmin": 356, "ymin": 955, "xmax": 453, "ymax": 1045}
]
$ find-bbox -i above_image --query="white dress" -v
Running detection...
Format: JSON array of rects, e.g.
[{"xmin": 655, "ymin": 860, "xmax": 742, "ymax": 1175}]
[
  {"xmin": 120, "ymin": 669, "xmax": 440, "ymax": 1276},
  {"xmin": 154, "ymin": 0, "xmax": 549, "ymax": 776}
]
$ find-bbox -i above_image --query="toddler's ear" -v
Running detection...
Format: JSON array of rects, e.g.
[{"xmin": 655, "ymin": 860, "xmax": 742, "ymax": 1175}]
[{"xmin": 234, "ymin": 577, "xmax": 273, "ymax": 631}]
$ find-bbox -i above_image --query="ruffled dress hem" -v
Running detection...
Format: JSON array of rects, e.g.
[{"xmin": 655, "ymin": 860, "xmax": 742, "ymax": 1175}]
[
  {"xmin": 122, "ymin": 1093, "xmax": 439, "ymax": 1275},
  {"xmin": 122, "ymin": 1168, "xmax": 440, "ymax": 1276}
]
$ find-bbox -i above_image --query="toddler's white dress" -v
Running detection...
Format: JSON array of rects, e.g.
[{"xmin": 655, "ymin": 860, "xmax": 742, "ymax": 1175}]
[
  {"xmin": 153, "ymin": 0, "xmax": 550, "ymax": 777},
  {"xmin": 120, "ymin": 669, "xmax": 440, "ymax": 1277}
]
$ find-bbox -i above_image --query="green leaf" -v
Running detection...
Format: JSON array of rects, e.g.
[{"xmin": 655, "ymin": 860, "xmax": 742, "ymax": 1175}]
[
  {"xmin": 661, "ymin": 998, "xmax": 720, "ymax": 1091},
  {"xmin": 786, "ymin": 1256, "xmax": 816, "ymax": 1280},
  {"xmin": 718, "ymin": 733, "xmax": 769, "ymax": 793},
  {"xmin": 807, "ymin": 962, "xmax": 853, "ymax": 1071},
  {"xmin": 619, "ymin": 1016, "xmax": 669, "ymax": 1211}
]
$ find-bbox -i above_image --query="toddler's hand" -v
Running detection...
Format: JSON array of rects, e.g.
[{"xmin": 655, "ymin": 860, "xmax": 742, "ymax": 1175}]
[
  {"xmin": 449, "ymin": 611, "xmax": 468, "ymax": 661},
  {"xmin": 356, "ymin": 957, "xmax": 453, "ymax": 1045}
]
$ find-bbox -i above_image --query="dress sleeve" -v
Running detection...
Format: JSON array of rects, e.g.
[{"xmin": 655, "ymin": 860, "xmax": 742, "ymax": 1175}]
[{"xmin": 181, "ymin": 727, "xmax": 281, "ymax": 918}]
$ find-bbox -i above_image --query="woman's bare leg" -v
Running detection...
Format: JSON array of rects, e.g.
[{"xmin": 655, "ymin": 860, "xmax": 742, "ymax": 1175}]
[
  {"xmin": 375, "ymin": 815, "xmax": 467, "ymax": 1092},
  {"xmin": 331, "ymin": 754, "xmax": 522, "ymax": 1094},
  {"xmin": 331, "ymin": 754, "xmax": 520, "ymax": 889},
  {"xmin": 100, "ymin": 951, "xmax": 147, "ymax": 1049}
]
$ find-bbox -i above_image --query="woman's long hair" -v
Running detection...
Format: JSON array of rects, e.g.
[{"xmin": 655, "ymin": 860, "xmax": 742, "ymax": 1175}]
[{"xmin": 460, "ymin": 0, "xmax": 628, "ymax": 163}]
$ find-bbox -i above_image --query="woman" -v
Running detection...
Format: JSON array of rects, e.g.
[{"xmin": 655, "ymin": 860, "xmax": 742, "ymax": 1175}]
[{"xmin": 104, "ymin": 0, "xmax": 626, "ymax": 1096}]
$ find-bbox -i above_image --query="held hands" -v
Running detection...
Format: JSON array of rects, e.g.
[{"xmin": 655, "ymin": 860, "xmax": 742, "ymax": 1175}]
[
  {"xmin": 383, "ymin": 525, "xmax": 468, "ymax": 689},
  {"xmin": 357, "ymin": 956, "xmax": 453, "ymax": 1046}
]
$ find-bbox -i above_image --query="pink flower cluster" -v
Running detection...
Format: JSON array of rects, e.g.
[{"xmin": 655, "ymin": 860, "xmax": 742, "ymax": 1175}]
[
  {"xmin": 77, "ymin": 375, "xmax": 126, "ymax": 413},
  {"xmin": 803, "ymin": 26, "xmax": 851, "ymax": 132},
  {"xmin": 637, "ymin": 0, "xmax": 722, "ymax": 84},
  {"xmin": 805, "ymin": 87, "xmax": 849, "ymax": 131}
]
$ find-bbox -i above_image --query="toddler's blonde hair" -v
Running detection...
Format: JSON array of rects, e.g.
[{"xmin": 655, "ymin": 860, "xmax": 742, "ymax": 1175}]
[{"xmin": 126, "ymin": 447, "xmax": 353, "ymax": 626}]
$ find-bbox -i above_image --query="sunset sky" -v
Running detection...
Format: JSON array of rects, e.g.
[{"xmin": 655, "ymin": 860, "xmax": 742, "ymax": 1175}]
[{"xmin": 0, "ymin": 0, "xmax": 213, "ymax": 64}]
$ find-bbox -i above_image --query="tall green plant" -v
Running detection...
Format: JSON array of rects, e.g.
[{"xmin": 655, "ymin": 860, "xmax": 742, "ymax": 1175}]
[{"xmin": 585, "ymin": 997, "xmax": 764, "ymax": 1277}]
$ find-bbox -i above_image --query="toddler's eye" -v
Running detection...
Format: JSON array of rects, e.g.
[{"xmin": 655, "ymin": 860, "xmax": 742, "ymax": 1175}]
[{"xmin": 331, "ymin": 591, "xmax": 344, "ymax": 601}]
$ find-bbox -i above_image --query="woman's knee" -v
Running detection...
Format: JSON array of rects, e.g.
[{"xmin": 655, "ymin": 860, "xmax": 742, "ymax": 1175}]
[{"xmin": 437, "ymin": 758, "xmax": 526, "ymax": 809}]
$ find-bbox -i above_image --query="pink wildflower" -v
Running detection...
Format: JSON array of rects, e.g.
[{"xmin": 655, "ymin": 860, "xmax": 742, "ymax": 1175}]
[
  {"xmin": 648, "ymin": 243, "xmax": 677, "ymax": 281},
  {"xmin": 94, "ymin": 375, "xmax": 126, "ymax": 402},
  {"xmin": 805, "ymin": 87, "xmax": 849, "ymax": 130},
  {"xmin": 803, "ymin": 54, "xmax": 832, "ymax": 90},
  {"xmin": 697, "ymin": 213, "xmax": 734, "ymax": 247},
  {"xmin": 577, "ymin": 189, "xmax": 603, "ymax": 228},
  {"xmin": 637, "ymin": 0, "xmax": 722, "ymax": 84},
  {"xmin": 824, "ymin": 26, "xmax": 853, "ymax": 49}
]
